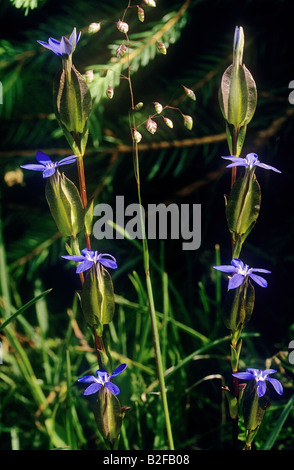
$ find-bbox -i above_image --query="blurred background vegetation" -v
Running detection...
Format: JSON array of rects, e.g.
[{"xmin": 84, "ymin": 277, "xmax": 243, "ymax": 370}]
[{"xmin": 0, "ymin": 0, "xmax": 293, "ymax": 450}]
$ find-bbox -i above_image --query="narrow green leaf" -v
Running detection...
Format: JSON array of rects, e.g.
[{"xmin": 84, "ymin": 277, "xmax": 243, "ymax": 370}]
[
  {"xmin": 262, "ymin": 394, "xmax": 294, "ymax": 450},
  {"xmin": 0, "ymin": 288, "xmax": 52, "ymax": 332}
]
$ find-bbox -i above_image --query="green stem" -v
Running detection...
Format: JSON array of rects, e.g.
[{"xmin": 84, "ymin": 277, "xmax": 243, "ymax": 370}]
[{"xmin": 134, "ymin": 143, "xmax": 174, "ymax": 450}]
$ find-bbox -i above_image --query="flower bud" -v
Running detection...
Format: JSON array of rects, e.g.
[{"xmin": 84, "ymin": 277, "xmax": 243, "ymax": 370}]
[
  {"xmin": 81, "ymin": 263, "xmax": 115, "ymax": 336},
  {"xmin": 88, "ymin": 22, "xmax": 101, "ymax": 34},
  {"xmin": 117, "ymin": 20, "xmax": 129, "ymax": 34},
  {"xmin": 135, "ymin": 102, "xmax": 144, "ymax": 110},
  {"xmin": 134, "ymin": 129, "xmax": 142, "ymax": 143},
  {"xmin": 222, "ymin": 277, "xmax": 255, "ymax": 343},
  {"xmin": 182, "ymin": 85, "xmax": 196, "ymax": 101},
  {"xmin": 153, "ymin": 101, "xmax": 163, "ymax": 113},
  {"xmin": 53, "ymin": 64, "xmax": 92, "ymax": 149},
  {"xmin": 45, "ymin": 170, "xmax": 85, "ymax": 238},
  {"xmin": 183, "ymin": 114, "xmax": 193, "ymax": 130},
  {"xmin": 138, "ymin": 7, "xmax": 145, "ymax": 22},
  {"xmin": 85, "ymin": 70, "xmax": 94, "ymax": 83},
  {"xmin": 242, "ymin": 381, "xmax": 269, "ymax": 449},
  {"xmin": 157, "ymin": 41, "xmax": 167, "ymax": 55},
  {"xmin": 93, "ymin": 387, "xmax": 124, "ymax": 448},
  {"xmin": 144, "ymin": 0, "xmax": 156, "ymax": 6},
  {"xmin": 146, "ymin": 117, "xmax": 157, "ymax": 134},
  {"xmin": 164, "ymin": 117, "xmax": 173, "ymax": 128},
  {"xmin": 106, "ymin": 85, "xmax": 114, "ymax": 99},
  {"xmin": 218, "ymin": 26, "xmax": 257, "ymax": 155},
  {"xmin": 116, "ymin": 42, "xmax": 127, "ymax": 58}
]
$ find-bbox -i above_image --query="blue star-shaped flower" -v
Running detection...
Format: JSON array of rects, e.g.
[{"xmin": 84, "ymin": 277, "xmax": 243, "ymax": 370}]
[
  {"xmin": 213, "ymin": 258, "xmax": 271, "ymax": 290},
  {"xmin": 62, "ymin": 248, "xmax": 118, "ymax": 273},
  {"xmin": 37, "ymin": 27, "xmax": 81, "ymax": 57},
  {"xmin": 232, "ymin": 368, "xmax": 283, "ymax": 397},
  {"xmin": 222, "ymin": 152, "xmax": 281, "ymax": 173},
  {"xmin": 78, "ymin": 364, "xmax": 127, "ymax": 396},
  {"xmin": 20, "ymin": 151, "xmax": 77, "ymax": 178}
]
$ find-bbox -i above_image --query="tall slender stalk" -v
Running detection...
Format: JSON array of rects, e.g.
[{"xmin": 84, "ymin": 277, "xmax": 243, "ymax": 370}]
[
  {"xmin": 134, "ymin": 143, "xmax": 175, "ymax": 450},
  {"xmin": 123, "ymin": 37, "xmax": 174, "ymax": 447}
]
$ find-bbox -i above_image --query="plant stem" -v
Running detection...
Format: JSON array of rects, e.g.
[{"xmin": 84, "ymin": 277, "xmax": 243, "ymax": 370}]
[
  {"xmin": 123, "ymin": 26, "xmax": 174, "ymax": 450},
  {"xmin": 134, "ymin": 143, "xmax": 174, "ymax": 450},
  {"xmin": 76, "ymin": 155, "xmax": 91, "ymax": 250}
]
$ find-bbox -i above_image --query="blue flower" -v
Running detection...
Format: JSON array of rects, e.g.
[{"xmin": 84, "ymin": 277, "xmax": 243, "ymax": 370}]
[
  {"xmin": 20, "ymin": 151, "xmax": 77, "ymax": 178},
  {"xmin": 62, "ymin": 248, "xmax": 118, "ymax": 273},
  {"xmin": 232, "ymin": 368, "xmax": 283, "ymax": 397},
  {"xmin": 37, "ymin": 27, "xmax": 81, "ymax": 57},
  {"xmin": 78, "ymin": 364, "xmax": 127, "ymax": 396},
  {"xmin": 213, "ymin": 258, "xmax": 271, "ymax": 290},
  {"xmin": 222, "ymin": 152, "xmax": 281, "ymax": 173}
]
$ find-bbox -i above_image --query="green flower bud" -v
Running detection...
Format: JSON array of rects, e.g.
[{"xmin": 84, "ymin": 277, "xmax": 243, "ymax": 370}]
[
  {"xmin": 45, "ymin": 170, "xmax": 85, "ymax": 238},
  {"xmin": 183, "ymin": 114, "xmax": 193, "ymax": 130},
  {"xmin": 242, "ymin": 381, "xmax": 270, "ymax": 449},
  {"xmin": 226, "ymin": 170, "xmax": 261, "ymax": 258},
  {"xmin": 218, "ymin": 26, "xmax": 257, "ymax": 155},
  {"xmin": 80, "ymin": 263, "xmax": 115, "ymax": 335},
  {"xmin": 93, "ymin": 387, "xmax": 125, "ymax": 449},
  {"xmin": 222, "ymin": 276, "xmax": 255, "ymax": 342},
  {"xmin": 53, "ymin": 63, "xmax": 92, "ymax": 154}
]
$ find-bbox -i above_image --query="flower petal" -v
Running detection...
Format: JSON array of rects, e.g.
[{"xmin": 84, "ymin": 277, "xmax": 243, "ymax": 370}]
[
  {"xmin": 105, "ymin": 382, "xmax": 120, "ymax": 395},
  {"xmin": 84, "ymin": 383, "xmax": 101, "ymax": 395},
  {"xmin": 36, "ymin": 150, "xmax": 51, "ymax": 164},
  {"xmin": 77, "ymin": 375, "xmax": 96, "ymax": 383},
  {"xmin": 81, "ymin": 248, "xmax": 95, "ymax": 257},
  {"xmin": 225, "ymin": 161, "xmax": 248, "ymax": 169},
  {"xmin": 256, "ymin": 380, "xmax": 266, "ymax": 397},
  {"xmin": 58, "ymin": 155, "xmax": 77, "ymax": 165},
  {"xmin": 221, "ymin": 156, "xmax": 242, "ymax": 162},
  {"xmin": 96, "ymin": 369, "xmax": 109, "ymax": 379},
  {"xmin": 255, "ymin": 162, "xmax": 281, "ymax": 173},
  {"xmin": 213, "ymin": 265, "xmax": 237, "ymax": 273},
  {"xmin": 262, "ymin": 369, "xmax": 277, "ymax": 377},
  {"xmin": 231, "ymin": 259, "xmax": 244, "ymax": 269},
  {"xmin": 228, "ymin": 273, "xmax": 244, "ymax": 289},
  {"xmin": 232, "ymin": 372, "xmax": 255, "ymax": 380},
  {"xmin": 251, "ymin": 268, "xmax": 271, "ymax": 274},
  {"xmin": 110, "ymin": 363, "xmax": 127, "ymax": 378},
  {"xmin": 99, "ymin": 256, "xmax": 118, "ymax": 269},
  {"xmin": 20, "ymin": 164, "xmax": 45, "ymax": 172},
  {"xmin": 62, "ymin": 254, "xmax": 85, "ymax": 262},
  {"xmin": 47, "ymin": 38, "xmax": 63, "ymax": 56},
  {"xmin": 267, "ymin": 378, "xmax": 283, "ymax": 395},
  {"xmin": 248, "ymin": 273, "xmax": 268, "ymax": 288},
  {"xmin": 60, "ymin": 36, "xmax": 72, "ymax": 56},
  {"xmin": 76, "ymin": 260, "xmax": 94, "ymax": 273},
  {"xmin": 42, "ymin": 167, "xmax": 56, "ymax": 178}
]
